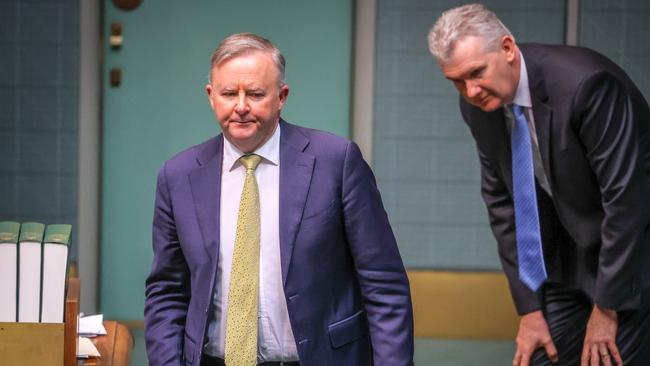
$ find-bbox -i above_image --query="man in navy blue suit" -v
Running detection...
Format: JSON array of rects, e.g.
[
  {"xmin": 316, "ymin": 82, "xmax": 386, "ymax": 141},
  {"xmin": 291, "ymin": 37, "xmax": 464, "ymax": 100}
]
[
  {"xmin": 144, "ymin": 32, "xmax": 413, "ymax": 366},
  {"xmin": 428, "ymin": 4, "xmax": 650, "ymax": 366}
]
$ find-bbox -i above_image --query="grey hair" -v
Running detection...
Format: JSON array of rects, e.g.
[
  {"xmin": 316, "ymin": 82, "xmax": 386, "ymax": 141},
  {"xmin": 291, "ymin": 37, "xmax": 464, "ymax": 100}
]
[
  {"xmin": 428, "ymin": 3, "xmax": 512, "ymax": 63},
  {"xmin": 209, "ymin": 32, "xmax": 286, "ymax": 87}
]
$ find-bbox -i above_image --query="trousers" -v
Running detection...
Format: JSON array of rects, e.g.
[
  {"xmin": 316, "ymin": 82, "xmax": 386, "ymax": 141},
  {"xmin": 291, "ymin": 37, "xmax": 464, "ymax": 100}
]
[{"xmin": 529, "ymin": 283, "xmax": 650, "ymax": 366}]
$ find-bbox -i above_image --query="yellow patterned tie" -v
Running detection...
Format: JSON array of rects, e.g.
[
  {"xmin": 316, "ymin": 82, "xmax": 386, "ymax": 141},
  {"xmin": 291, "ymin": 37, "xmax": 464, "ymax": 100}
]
[{"xmin": 225, "ymin": 154, "xmax": 262, "ymax": 366}]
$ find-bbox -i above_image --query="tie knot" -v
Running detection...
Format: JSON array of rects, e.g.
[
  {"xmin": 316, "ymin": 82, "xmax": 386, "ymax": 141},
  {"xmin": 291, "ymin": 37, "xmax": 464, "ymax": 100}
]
[
  {"xmin": 240, "ymin": 154, "xmax": 262, "ymax": 171},
  {"xmin": 512, "ymin": 104, "xmax": 525, "ymax": 119}
]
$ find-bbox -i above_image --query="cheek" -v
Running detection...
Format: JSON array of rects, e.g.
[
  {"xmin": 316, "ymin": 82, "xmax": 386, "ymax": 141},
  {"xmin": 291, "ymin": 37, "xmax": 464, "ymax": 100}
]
[
  {"xmin": 214, "ymin": 98, "xmax": 234, "ymax": 113},
  {"xmin": 252, "ymin": 101, "xmax": 276, "ymax": 117}
]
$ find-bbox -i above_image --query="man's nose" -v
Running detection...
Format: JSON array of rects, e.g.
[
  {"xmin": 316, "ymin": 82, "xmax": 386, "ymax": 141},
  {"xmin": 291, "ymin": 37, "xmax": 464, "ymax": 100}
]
[
  {"xmin": 234, "ymin": 92, "xmax": 249, "ymax": 114},
  {"xmin": 465, "ymin": 80, "xmax": 481, "ymax": 98}
]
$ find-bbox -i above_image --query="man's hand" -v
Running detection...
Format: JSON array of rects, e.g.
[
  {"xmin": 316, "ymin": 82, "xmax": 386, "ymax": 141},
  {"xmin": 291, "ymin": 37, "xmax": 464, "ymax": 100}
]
[
  {"xmin": 581, "ymin": 305, "xmax": 623, "ymax": 366},
  {"xmin": 513, "ymin": 310, "xmax": 558, "ymax": 366}
]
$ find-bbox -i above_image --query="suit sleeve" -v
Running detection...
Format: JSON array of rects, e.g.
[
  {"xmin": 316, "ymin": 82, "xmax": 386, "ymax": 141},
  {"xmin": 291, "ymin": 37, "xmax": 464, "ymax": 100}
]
[
  {"xmin": 572, "ymin": 71, "xmax": 649, "ymax": 310},
  {"xmin": 340, "ymin": 142, "xmax": 414, "ymax": 366},
  {"xmin": 144, "ymin": 162, "xmax": 191, "ymax": 365},
  {"xmin": 476, "ymin": 146, "xmax": 543, "ymax": 315},
  {"xmin": 460, "ymin": 101, "xmax": 542, "ymax": 315}
]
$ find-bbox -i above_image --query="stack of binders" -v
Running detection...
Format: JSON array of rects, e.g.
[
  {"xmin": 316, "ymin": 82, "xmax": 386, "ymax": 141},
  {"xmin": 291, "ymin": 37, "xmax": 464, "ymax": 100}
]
[{"xmin": 0, "ymin": 221, "xmax": 72, "ymax": 323}]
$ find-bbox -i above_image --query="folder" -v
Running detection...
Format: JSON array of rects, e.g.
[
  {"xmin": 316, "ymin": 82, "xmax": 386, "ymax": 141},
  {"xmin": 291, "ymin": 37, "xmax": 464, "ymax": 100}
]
[
  {"xmin": 0, "ymin": 221, "xmax": 20, "ymax": 322},
  {"xmin": 18, "ymin": 222, "xmax": 45, "ymax": 323},
  {"xmin": 40, "ymin": 224, "xmax": 71, "ymax": 323}
]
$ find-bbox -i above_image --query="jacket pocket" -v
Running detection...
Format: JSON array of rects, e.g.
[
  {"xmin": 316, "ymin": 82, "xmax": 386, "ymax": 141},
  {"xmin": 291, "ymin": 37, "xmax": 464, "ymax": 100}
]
[
  {"xmin": 184, "ymin": 334, "xmax": 196, "ymax": 364},
  {"xmin": 328, "ymin": 310, "xmax": 366, "ymax": 348}
]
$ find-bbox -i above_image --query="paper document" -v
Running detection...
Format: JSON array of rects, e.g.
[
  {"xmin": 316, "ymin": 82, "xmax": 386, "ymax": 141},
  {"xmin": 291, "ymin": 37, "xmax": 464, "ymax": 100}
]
[
  {"xmin": 78, "ymin": 313, "xmax": 107, "ymax": 337},
  {"xmin": 77, "ymin": 336, "xmax": 101, "ymax": 358}
]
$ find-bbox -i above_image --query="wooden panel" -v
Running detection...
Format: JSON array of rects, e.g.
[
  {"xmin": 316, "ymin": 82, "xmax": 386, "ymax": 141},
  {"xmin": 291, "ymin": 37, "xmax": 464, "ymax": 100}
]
[
  {"xmin": 0, "ymin": 277, "xmax": 79, "ymax": 366},
  {"xmin": 105, "ymin": 272, "xmax": 518, "ymax": 344},
  {"xmin": 112, "ymin": 323, "xmax": 134, "ymax": 366},
  {"xmin": 85, "ymin": 321, "xmax": 134, "ymax": 366},
  {"xmin": 0, "ymin": 322, "xmax": 64, "ymax": 366},
  {"xmin": 65, "ymin": 277, "xmax": 80, "ymax": 366},
  {"xmin": 408, "ymin": 270, "xmax": 519, "ymax": 339}
]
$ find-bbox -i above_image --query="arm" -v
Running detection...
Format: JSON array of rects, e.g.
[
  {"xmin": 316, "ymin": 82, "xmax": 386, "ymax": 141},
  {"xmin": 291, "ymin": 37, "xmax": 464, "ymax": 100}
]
[
  {"xmin": 478, "ymin": 148, "xmax": 559, "ymax": 366},
  {"xmin": 462, "ymin": 103, "xmax": 556, "ymax": 365},
  {"xmin": 341, "ymin": 142, "xmax": 414, "ymax": 366},
  {"xmin": 573, "ymin": 71, "xmax": 648, "ymax": 311},
  {"xmin": 459, "ymin": 100, "xmax": 542, "ymax": 315},
  {"xmin": 476, "ymin": 147, "xmax": 543, "ymax": 315},
  {"xmin": 572, "ymin": 71, "xmax": 647, "ymax": 366},
  {"xmin": 144, "ymin": 162, "xmax": 191, "ymax": 366}
]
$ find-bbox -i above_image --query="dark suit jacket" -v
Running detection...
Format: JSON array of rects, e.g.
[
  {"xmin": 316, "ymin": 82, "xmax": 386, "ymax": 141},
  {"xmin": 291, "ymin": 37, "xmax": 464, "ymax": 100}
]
[
  {"xmin": 460, "ymin": 44, "xmax": 650, "ymax": 315},
  {"xmin": 144, "ymin": 120, "xmax": 414, "ymax": 365}
]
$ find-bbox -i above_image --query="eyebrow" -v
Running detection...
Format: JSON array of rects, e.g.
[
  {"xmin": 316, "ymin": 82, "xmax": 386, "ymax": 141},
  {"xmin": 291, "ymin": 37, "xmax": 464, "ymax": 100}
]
[{"xmin": 446, "ymin": 64, "xmax": 486, "ymax": 82}]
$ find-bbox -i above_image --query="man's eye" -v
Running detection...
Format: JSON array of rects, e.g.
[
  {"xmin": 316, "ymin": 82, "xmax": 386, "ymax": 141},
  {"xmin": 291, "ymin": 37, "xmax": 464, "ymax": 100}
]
[
  {"xmin": 221, "ymin": 92, "xmax": 236, "ymax": 97},
  {"xmin": 470, "ymin": 68, "xmax": 484, "ymax": 79},
  {"xmin": 250, "ymin": 92, "xmax": 265, "ymax": 99}
]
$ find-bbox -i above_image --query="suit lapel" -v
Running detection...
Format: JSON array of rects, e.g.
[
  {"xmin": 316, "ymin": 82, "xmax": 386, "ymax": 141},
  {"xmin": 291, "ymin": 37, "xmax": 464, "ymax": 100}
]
[
  {"xmin": 493, "ymin": 109, "xmax": 513, "ymax": 192},
  {"xmin": 531, "ymin": 100, "xmax": 553, "ymax": 187},
  {"xmin": 189, "ymin": 136, "xmax": 224, "ymax": 261},
  {"xmin": 278, "ymin": 121, "xmax": 314, "ymax": 284}
]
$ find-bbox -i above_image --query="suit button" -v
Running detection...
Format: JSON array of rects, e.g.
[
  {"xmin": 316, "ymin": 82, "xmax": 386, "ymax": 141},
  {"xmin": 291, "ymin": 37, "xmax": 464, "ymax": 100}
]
[{"xmin": 632, "ymin": 282, "xmax": 639, "ymax": 295}]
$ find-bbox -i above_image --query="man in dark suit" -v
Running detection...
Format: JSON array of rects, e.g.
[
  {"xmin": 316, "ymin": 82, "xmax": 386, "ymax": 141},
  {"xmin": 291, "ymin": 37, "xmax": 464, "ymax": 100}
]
[
  {"xmin": 144, "ymin": 33, "xmax": 413, "ymax": 366},
  {"xmin": 428, "ymin": 4, "xmax": 650, "ymax": 366}
]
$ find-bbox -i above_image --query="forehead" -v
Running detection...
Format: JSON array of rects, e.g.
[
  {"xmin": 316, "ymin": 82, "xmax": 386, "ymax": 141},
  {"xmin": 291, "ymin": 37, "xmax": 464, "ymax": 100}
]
[
  {"xmin": 211, "ymin": 51, "xmax": 278, "ymax": 84},
  {"xmin": 439, "ymin": 36, "xmax": 491, "ymax": 78}
]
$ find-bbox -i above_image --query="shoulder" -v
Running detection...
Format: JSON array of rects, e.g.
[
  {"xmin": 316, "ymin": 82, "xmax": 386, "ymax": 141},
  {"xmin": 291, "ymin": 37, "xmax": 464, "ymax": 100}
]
[
  {"xmin": 159, "ymin": 135, "xmax": 221, "ymax": 177},
  {"xmin": 520, "ymin": 43, "xmax": 645, "ymax": 109},
  {"xmin": 281, "ymin": 120, "xmax": 355, "ymax": 159},
  {"xmin": 520, "ymin": 43, "xmax": 635, "ymax": 91},
  {"xmin": 520, "ymin": 43, "xmax": 614, "ymax": 71}
]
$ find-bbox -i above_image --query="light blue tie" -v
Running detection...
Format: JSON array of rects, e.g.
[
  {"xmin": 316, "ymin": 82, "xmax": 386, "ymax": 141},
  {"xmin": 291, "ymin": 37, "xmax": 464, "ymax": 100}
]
[{"xmin": 511, "ymin": 104, "xmax": 547, "ymax": 291}]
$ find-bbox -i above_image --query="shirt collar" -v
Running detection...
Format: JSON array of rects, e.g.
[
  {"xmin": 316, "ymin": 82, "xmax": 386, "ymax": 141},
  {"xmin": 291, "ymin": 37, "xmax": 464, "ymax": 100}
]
[
  {"xmin": 511, "ymin": 50, "xmax": 532, "ymax": 108},
  {"xmin": 222, "ymin": 121, "xmax": 281, "ymax": 171}
]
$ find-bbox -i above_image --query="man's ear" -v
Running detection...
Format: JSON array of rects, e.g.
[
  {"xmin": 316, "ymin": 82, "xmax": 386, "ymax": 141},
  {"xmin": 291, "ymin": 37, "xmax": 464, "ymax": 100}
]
[
  {"xmin": 278, "ymin": 84, "xmax": 289, "ymax": 111},
  {"xmin": 206, "ymin": 84, "xmax": 215, "ymax": 109},
  {"xmin": 502, "ymin": 35, "xmax": 517, "ymax": 63}
]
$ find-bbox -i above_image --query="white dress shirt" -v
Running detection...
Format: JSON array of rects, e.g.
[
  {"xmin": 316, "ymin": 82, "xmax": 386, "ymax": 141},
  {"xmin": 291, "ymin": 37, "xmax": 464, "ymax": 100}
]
[
  {"xmin": 506, "ymin": 51, "xmax": 553, "ymax": 196},
  {"xmin": 203, "ymin": 124, "xmax": 299, "ymax": 362}
]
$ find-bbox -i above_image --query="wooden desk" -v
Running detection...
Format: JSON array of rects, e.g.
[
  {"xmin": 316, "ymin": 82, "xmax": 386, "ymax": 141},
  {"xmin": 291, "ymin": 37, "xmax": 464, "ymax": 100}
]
[{"xmin": 83, "ymin": 321, "xmax": 134, "ymax": 366}]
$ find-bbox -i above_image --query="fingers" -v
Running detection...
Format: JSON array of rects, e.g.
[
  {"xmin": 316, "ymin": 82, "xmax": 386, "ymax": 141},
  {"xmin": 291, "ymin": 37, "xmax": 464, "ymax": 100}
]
[
  {"xmin": 513, "ymin": 349, "xmax": 521, "ymax": 366},
  {"xmin": 599, "ymin": 344, "xmax": 613, "ymax": 366},
  {"xmin": 515, "ymin": 311, "xmax": 557, "ymax": 366},
  {"xmin": 590, "ymin": 344, "xmax": 599, "ymax": 366},
  {"xmin": 607, "ymin": 341, "xmax": 623, "ymax": 366},
  {"xmin": 582, "ymin": 342, "xmax": 623, "ymax": 366},
  {"xmin": 543, "ymin": 339, "xmax": 559, "ymax": 363},
  {"xmin": 513, "ymin": 347, "xmax": 531, "ymax": 366},
  {"xmin": 521, "ymin": 351, "xmax": 530, "ymax": 366},
  {"xmin": 514, "ymin": 342, "xmax": 558, "ymax": 366},
  {"xmin": 581, "ymin": 341, "xmax": 589, "ymax": 366}
]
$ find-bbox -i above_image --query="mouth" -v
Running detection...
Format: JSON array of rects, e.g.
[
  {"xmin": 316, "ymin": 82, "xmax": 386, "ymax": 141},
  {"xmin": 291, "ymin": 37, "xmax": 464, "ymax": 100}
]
[{"xmin": 476, "ymin": 94, "xmax": 489, "ymax": 104}]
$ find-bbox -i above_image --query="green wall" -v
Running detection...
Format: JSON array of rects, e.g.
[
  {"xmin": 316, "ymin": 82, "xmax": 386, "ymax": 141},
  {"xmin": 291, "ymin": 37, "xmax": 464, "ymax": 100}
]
[{"xmin": 102, "ymin": 0, "xmax": 352, "ymax": 320}]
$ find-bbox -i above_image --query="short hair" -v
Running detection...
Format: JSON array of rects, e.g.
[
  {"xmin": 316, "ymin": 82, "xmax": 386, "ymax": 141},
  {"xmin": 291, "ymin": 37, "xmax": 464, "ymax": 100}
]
[
  {"xmin": 209, "ymin": 32, "xmax": 286, "ymax": 86},
  {"xmin": 428, "ymin": 3, "xmax": 512, "ymax": 63}
]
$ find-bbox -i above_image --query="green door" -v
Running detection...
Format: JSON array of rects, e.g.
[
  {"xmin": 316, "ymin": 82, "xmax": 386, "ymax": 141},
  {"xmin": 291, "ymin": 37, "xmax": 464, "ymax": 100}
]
[{"xmin": 102, "ymin": 0, "xmax": 352, "ymax": 320}]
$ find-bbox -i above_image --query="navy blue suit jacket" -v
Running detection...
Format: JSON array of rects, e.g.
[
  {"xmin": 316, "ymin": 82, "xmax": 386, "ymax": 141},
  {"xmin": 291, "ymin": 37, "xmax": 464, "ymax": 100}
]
[
  {"xmin": 144, "ymin": 120, "xmax": 414, "ymax": 365},
  {"xmin": 461, "ymin": 44, "xmax": 650, "ymax": 315}
]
